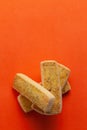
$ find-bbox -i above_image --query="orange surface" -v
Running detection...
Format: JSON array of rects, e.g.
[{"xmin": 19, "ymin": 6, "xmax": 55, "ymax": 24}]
[{"xmin": 0, "ymin": 0, "xmax": 87, "ymax": 130}]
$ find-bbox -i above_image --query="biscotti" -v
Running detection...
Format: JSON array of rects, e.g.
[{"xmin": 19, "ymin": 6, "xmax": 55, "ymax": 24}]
[
  {"xmin": 13, "ymin": 60, "xmax": 71, "ymax": 115},
  {"xmin": 18, "ymin": 81, "xmax": 71, "ymax": 113},
  {"xmin": 40, "ymin": 60, "xmax": 62, "ymax": 114},
  {"xmin": 57, "ymin": 63, "xmax": 70, "ymax": 89},
  {"xmin": 17, "ymin": 61, "xmax": 71, "ymax": 114},
  {"xmin": 17, "ymin": 95, "xmax": 32, "ymax": 113},
  {"xmin": 13, "ymin": 73, "xmax": 55, "ymax": 113}
]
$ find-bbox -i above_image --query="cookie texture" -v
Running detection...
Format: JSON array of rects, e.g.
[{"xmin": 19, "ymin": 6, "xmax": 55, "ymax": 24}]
[
  {"xmin": 13, "ymin": 73, "xmax": 55, "ymax": 113},
  {"xmin": 40, "ymin": 60, "xmax": 62, "ymax": 114},
  {"xmin": 17, "ymin": 95, "xmax": 32, "ymax": 113}
]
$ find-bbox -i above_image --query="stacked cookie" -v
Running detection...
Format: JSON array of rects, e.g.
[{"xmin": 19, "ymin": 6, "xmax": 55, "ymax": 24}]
[{"xmin": 13, "ymin": 60, "xmax": 71, "ymax": 115}]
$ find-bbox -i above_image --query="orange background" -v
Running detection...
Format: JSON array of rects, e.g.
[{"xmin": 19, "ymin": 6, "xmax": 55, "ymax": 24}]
[{"xmin": 0, "ymin": 0, "xmax": 87, "ymax": 130}]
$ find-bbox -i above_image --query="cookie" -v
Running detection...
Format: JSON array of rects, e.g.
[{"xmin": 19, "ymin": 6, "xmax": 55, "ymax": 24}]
[
  {"xmin": 13, "ymin": 73, "xmax": 55, "ymax": 113},
  {"xmin": 40, "ymin": 60, "xmax": 62, "ymax": 114},
  {"xmin": 17, "ymin": 95, "xmax": 32, "ymax": 113},
  {"xmin": 57, "ymin": 63, "xmax": 70, "ymax": 89}
]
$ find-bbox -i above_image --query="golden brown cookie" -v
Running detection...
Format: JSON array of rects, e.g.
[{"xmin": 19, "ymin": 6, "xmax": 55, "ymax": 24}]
[
  {"xmin": 17, "ymin": 95, "xmax": 32, "ymax": 113},
  {"xmin": 39, "ymin": 60, "xmax": 62, "ymax": 114},
  {"xmin": 13, "ymin": 73, "xmax": 55, "ymax": 113}
]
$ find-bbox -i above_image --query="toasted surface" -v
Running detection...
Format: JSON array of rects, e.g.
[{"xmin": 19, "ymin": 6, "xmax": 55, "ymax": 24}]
[
  {"xmin": 32, "ymin": 81, "xmax": 71, "ymax": 115},
  {"xmin": 18, "ymin": 81, "xmax": 71, "ymax": 113},
  {"xmin": 40, "ymin": 82, "xmax": 71, "ymax": 95},
  {"xmin": 62, "ymin": 82, "xmax": 71, "ymax": 94},
  {"xmin": 13, "ymin": 73, "xmax": 55, "ymax": 112},
  {"xmin": 40, "ymin": 60, "xmax": 62, "ymax": 114},
  {"xmin": 57, "ymin": 63, "xmax": 71, "ymax": 89},
  {"xmin": 17, "ymin": 95, "xmax": 32, "ymax": 113},
  {"xmin": 14, "ymin": 61, "xmax": 70, "ymax": 114}
]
